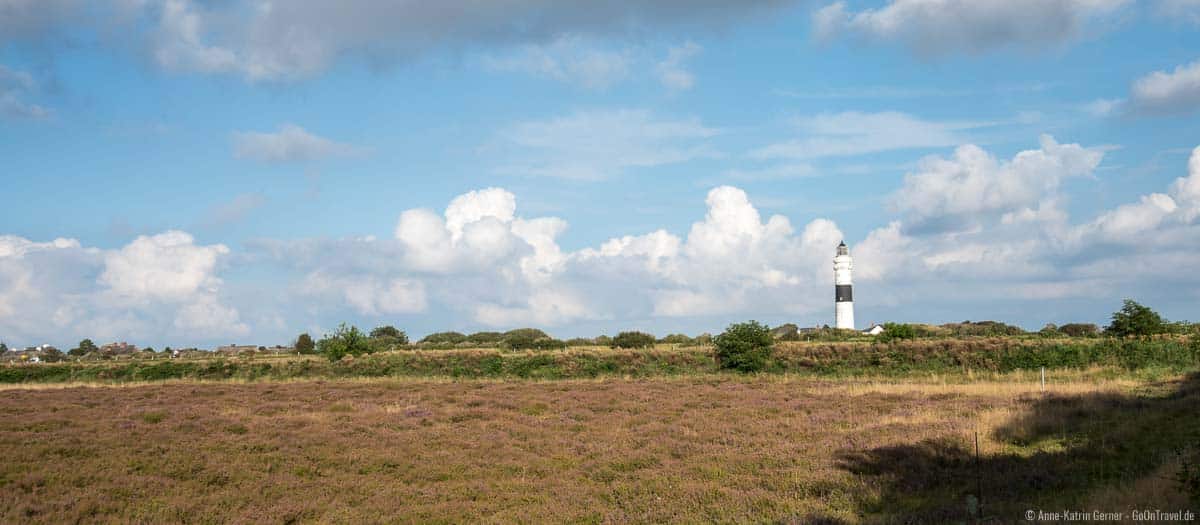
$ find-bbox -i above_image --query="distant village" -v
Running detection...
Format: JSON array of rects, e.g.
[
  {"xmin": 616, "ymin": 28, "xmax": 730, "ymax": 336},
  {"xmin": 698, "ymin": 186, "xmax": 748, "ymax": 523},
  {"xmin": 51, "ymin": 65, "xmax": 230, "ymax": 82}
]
[{"xmin": 0, "ymin": 340, "xmax": 297, "ymax": 363}]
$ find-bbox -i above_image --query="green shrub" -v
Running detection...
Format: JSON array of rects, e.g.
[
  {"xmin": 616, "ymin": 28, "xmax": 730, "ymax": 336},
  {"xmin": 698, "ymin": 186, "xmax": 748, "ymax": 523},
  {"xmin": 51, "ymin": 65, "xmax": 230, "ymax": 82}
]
[
  {"xmin": 713, "ymin": 321, "xmax": 773, "ymax": 373},
  {"xmin": 878, "ymin": 322, "xmax": 916, "ymax": 342},
  {"xmin": 503, "ymin": 328, "xmax": 550, "ymax": 340},
  {"xmin": 611, "ymin": 331, "xmax": 656, "ymax": 349},
  {"xmin": 420, "ymin": 331, "xmax": 467, "ymax": 345},
  {"xmin": 564, "ymin": 337, "xmax": 595, "ymax": 347},
  {"xmin": 318, "ymin": 323, "xmax": 372, "ymax": 362},
  {"xmin": 940, "ymin": 320, "xmax": 1025, "ymax": 337},
  {"xmin": 501, "ymin": 331, "xmax": 566, "ymax": 351},
  {"xmin": 369, "ymin": 326, "xmax": 408, "ymax": 345},
  {"xmin": 770, "ymin": 323, "xmax": 800, "ymax": 341},
  {"xmin": 1059, "ymin": 323, "xmax": 1099, "ymax": 337},
  {"xmin": 295, "ymin": 333, "xmax": 316, "ymax": 354},
  {"xmin": 1106, "ymin": 299, "xmax": 1166, "ymax": 337},
  {"xmin": 659, "ymin": 333, "xmax": 694, "ymax": 345},
  {"xmin": 466, "ymin": 331, "xmax": 504, "ymax": 345},
  {"xmin": 368, "ymin": 335, "xmax": 406, "ymax": 353}
]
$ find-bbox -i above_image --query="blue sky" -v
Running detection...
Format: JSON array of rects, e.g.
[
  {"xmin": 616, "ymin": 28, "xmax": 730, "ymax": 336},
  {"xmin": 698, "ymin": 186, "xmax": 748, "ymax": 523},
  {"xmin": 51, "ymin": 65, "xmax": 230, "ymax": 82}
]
[{"xmin": 3, "ymin": 0, "xmax": 1200, "ymax": 348}]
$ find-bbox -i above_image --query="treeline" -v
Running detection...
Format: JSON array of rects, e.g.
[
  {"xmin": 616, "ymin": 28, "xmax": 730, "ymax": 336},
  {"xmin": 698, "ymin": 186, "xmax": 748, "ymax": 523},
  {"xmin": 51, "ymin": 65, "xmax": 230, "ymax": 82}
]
[
  {"xmin": 299, "ymin": 325, "xmax": 711, "ymax": 362},
  {"xmin": 3, "ymin": 336, "xmax": 1198, "ymax": 384}
]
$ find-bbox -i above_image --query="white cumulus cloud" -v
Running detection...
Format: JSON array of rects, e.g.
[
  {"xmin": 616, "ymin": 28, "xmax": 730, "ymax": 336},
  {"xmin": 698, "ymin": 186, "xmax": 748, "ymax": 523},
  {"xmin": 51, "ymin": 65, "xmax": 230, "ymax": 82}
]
[
  {"xmin": 233, "ymin": 124, "xmax": 358, "ymax": 163},
  {"xmin": 1130, "ymin": 59, "xmax": 1200, "ymax": 115},
  {"xmin": 813, "ymin": 0, "xmax": 1129, "ymax": 56}
]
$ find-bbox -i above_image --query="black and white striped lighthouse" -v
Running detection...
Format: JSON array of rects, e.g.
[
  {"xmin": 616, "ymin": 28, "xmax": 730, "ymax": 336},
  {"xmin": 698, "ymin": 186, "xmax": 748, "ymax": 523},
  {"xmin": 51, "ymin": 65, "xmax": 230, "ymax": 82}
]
[{"xmin": 834, "ymin": 241, "xmax": 854, "ymax": 330}]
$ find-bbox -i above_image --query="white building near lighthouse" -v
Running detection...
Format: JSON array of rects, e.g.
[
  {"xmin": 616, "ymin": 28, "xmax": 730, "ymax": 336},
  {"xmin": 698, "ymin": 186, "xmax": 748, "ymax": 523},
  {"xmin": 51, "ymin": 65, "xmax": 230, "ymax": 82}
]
[{"xmin": 834, "ymin": 241, "xmax": 855, "ymax": 330}]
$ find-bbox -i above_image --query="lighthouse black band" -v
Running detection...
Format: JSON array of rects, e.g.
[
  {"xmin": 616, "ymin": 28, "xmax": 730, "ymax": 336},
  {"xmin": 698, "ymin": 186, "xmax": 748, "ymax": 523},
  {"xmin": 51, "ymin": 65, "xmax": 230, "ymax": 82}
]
[{"xmin": 835, "ymin": 285, "xmax": 853, "ymax": 303}]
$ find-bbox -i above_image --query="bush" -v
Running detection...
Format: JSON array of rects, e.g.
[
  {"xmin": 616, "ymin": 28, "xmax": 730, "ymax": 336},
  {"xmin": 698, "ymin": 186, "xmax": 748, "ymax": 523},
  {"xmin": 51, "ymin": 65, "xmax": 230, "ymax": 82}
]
[
  {"xmin": 878, "ymin": 322, "xmax": 917, "ymax": 342},
  {"xmin": 318, "ymin": 323, "xmax": 372, "ymax": 362},
  {"xmin": 503, "ymin": 328, "xmax": 550, "ymax": 341},
  {"xmin": 368, "ymin": 336, "xmax": 407, "ymax": 353},
  {"xmin": 295, "ymin": 333, "xmax": 316, "ymax": 354},
  {"xmin": 1059, "ymin": 323, "xmax": 1099, "ymax": 337},
  {"xmin": 940, "ymin": 320, "xmax": 1025, "ymax": 337},
  {"xmin": 501, "ymin": 333, "xmax": 566, "ymax": 351},
  {"xmin": 770, "ymin": 323, "xmax": 800, "ymax": 341},
  {"xmin": 420, "ymin": 332, "xmax": 468, "ymax": 345},
  {"xmin": 466, "ymin": 331, "xmax": 504, "ymax": 345},
  {"xmin": 611, "ymin": 331, "xmax": 657, "ymax": 349},
  {"xmin": 1106, "ymin": 299, "xmax": 1166, "ymax": 337},
  {"xmin": 659, "ymin": 333, "xmax": 693, "ymax": 345},
  {"xmin": 565, "ymin": 337, "xmax": 595, "ymax": 347},
  {"xmin": 369, "ymin": 326, "xmax": 409, "ymax": 345},
  {"xmin": 713, "ymin": 321, "xmax": 773, "ymax": 373}
]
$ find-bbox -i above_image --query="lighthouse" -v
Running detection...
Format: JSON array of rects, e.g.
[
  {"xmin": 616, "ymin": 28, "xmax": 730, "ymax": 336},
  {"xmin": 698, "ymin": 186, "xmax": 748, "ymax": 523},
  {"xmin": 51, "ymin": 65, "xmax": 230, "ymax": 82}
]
[{"xmin": 834, "ymin": 241, "xmax": 855, "ymax": 330}]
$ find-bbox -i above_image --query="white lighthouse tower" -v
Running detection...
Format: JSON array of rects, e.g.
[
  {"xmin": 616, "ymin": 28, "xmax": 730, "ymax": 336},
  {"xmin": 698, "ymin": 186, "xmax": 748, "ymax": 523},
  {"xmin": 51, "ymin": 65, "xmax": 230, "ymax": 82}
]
[{"xmin": 834, "ymin": 241, "xmax": 855, "ymax": 330}]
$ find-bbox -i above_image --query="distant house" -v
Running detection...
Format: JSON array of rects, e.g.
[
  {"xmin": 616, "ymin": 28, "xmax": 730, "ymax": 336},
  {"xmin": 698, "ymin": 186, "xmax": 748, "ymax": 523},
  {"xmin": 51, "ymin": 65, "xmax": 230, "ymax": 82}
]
[
  {"xmin": 863, "ymin": 324, "xmax": 885, "ymax": 336},
  {"xmin": 216, "ymin": 344, "xmax": 258, "ymax": 355},
  {"xmin": 101, "ymin": 342, "xmax": 138, "ymax": 354}
]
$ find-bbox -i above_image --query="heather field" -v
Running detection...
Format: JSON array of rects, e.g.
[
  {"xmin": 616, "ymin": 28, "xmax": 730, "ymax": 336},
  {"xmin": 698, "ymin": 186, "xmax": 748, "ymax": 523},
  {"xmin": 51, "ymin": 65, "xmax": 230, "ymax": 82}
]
[{"xmin": 1, "ymin": 372, "xmax": 1196, "ymax": 523}]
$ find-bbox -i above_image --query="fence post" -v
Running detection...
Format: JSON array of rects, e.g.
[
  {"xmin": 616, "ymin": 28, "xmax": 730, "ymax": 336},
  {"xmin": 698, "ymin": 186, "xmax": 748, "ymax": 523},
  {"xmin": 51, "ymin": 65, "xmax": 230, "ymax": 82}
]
[{"xmin": 1041, "ymin": 367, "xmax": 1045, "ymax": 392}]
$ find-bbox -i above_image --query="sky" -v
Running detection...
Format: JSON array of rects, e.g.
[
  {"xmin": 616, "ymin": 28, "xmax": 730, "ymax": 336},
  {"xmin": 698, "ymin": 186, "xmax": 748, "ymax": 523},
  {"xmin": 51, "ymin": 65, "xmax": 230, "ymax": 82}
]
[{"xmin": 3, "ymin": 0, "xmax": 1200, "ymax": 348}]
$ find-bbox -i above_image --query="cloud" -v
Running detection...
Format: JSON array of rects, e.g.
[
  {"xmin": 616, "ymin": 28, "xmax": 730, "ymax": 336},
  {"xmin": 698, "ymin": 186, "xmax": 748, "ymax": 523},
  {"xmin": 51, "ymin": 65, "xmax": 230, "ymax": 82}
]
[
  {"xmin": 199, "ymin": 193, "xmax": 266, "ymax": 230},
  {"xmin": 0, "ymin": 230, "xmax": 247, "ymax": 346},
  {"xmin": 481, "ymin": 36, "xmax": 630, "ymax": 89},
  {"xmin": 750, "ymin": 111, "xmax": 988, "ymax": 160},
  {"xmin": 1154, "ymin": 0, "xmax": 1200, "ymax": 25},
  {"xmin": 890, "ymin": 134, "xmax": 1104, "ymax": 232},
  {"xmin": 1129, "ymin": 59, "xmax": 1200, "ymax": 115},
  {"xmin": 232, "ymin": 124, "xmax": 358, "ymax": 163},
  {"xmin": 1082, "ymin": 98, "xmax": 1122, "ymax": 117},
  {"xmin": 5, "ymin": 0, "xmax": 790, "ymax": 82},
  {"xmin": 575, "ymin": 186, "xmax": 842, "ymax": 317},
  {"xmin": 852, "ymin": 140, "xmax": 1200, "ymax": 322},
  {"xmin": 302, "ymin": 273, "xmax": 428, "ymax": 316},
  {"xmin": 656, "ymin": 41, "xmax": 701, "ymax": 91},
  {"xmin": 813, "ymin": 0, "xmax": 1129, "ymax": 56},
  {"xmin": 11, "ymin": 145, "xmax": 1200, "ymax": 343},
  {"xmin": 493, "ymin": 109, "xmax": 720, "ymax": 180},
  {"xmin": 0, "ymin": 64, "xmax": 50, "ymax": 119},
  {"xmin": 100, "ymin": 231, "xmax": 230, "ymax": 302}
]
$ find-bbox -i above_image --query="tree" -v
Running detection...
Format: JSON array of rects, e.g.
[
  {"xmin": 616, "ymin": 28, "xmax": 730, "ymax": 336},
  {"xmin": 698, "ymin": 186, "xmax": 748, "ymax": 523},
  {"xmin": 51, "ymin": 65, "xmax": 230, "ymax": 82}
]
[
  {"xmin": 713, "ymin": 321, "xmax": 774, "ymax": 373},
  {"xmin": 1060, "ymin": 323, "xmax": 1099, "ymax": 337},
  {"xmin": 163, "ymin": 346, "xmax": 172, "ymax": 354},
  {"xmin": 610, "ymin": 331, "xmax": 657, "ymax": 349},
  {"xmin": 40, "ymin": 347, "xmax": 64, "ymax": 362},
  {"xmin": 1106, "ymin": 299, "xmax": 1166, "ymax": 337},
  {"xmin": 369, "ymin": 326, "xmax": 409, "ymax": 352},
  {"xmin": 70, "ymin": 339, "xmax": 98, "ymax": 356},
  {"xmin": 318, "ymin": 323, "xmax": 372, "ymax": 362},
  {"xmin": 1, "ymin": 342, "xmax": 8, "ymax": 353},
  {"xmin": 370, "ymin": 325, "xmax": 402, "ymax": 339},
  {"xmin": 295, "ymin": 333, "xmax": 316, "ymax": 354}
]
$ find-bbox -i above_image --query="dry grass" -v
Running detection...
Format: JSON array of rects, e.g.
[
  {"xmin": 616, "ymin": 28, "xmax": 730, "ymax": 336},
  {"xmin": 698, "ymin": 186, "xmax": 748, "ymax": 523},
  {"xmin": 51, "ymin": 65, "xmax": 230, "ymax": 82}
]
[{"xmin": 0, "ymin": 375, "xmax": 1194, "ymax": 523}]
